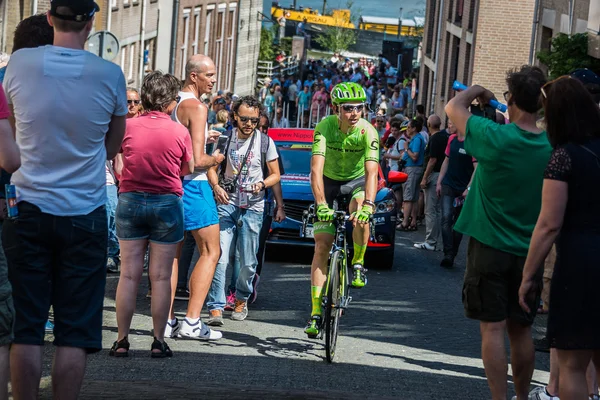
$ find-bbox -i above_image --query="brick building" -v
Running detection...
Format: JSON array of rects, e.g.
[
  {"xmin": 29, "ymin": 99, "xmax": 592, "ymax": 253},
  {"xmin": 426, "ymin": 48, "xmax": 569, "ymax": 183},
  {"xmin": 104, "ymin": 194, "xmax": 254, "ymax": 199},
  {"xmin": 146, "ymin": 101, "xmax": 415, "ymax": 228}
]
[{"xmin": 419, "ymin": 0, "xmax": 538, "ymax": 118}]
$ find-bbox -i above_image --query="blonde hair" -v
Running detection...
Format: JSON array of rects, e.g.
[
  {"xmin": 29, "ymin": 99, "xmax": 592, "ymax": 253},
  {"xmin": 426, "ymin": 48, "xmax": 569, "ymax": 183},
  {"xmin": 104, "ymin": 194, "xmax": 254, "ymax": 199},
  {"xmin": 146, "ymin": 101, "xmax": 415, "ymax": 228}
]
[{"xmin": 216, "ymin": 109, "xmax": 229, "ymax": 124}]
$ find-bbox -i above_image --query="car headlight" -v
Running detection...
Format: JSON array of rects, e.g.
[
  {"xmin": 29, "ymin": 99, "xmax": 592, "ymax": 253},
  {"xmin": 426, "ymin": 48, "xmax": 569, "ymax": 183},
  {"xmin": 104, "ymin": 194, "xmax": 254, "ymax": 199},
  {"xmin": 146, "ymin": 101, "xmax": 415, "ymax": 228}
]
[{"xmin": 375, "ymin": 199, "xmax": 395, "ymax": 214}]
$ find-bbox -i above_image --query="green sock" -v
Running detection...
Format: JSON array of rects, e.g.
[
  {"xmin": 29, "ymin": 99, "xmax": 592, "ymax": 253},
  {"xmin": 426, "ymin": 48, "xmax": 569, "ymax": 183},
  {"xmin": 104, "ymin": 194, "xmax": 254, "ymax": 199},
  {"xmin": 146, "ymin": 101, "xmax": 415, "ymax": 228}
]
[
  {"xmin": 352, "ymin": 243, "xmax": 367, "ymax": 265},
  {"xmin": 311, "ymin": 286, "xmax": 323, "ymax": 316}
]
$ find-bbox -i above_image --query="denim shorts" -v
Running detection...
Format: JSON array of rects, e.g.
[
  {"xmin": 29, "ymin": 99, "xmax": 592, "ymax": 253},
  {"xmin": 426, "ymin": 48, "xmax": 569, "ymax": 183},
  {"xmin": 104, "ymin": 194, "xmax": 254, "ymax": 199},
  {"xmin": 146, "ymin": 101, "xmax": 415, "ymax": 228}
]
[
  {"xmin": 182, "ymin": 180, "xmax": 218, "ymax": 231},
  {"xmin": 116, "ymin": 192, "xmax": 184, "ymax": 244},
  {"xmin": 2, "ymin": 202, "xmax": 107, "ymax": 353}
]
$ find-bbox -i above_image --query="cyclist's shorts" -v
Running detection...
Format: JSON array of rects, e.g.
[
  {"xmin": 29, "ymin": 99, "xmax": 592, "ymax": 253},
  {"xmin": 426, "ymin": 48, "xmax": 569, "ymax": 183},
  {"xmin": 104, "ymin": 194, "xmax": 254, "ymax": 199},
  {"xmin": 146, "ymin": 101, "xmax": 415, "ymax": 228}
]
[{"xmin": 322, "ymin": 175, "xmax": 365, "ymax": 208}]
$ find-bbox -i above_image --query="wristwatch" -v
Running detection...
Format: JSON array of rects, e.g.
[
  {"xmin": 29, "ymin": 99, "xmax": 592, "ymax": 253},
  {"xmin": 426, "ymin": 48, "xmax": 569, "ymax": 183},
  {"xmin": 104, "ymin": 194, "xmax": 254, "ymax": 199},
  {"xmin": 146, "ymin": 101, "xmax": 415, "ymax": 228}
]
[{"xmin": 363, "ymin": 199, "xmax": 376, "ymax": 210}]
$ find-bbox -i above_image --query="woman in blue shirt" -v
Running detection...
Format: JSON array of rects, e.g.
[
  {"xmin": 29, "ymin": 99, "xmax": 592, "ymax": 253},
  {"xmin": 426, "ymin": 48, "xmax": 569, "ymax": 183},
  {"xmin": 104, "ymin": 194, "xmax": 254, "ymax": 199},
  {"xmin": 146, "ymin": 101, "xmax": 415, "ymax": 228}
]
[{"xmin": 398, "ymin": 118, "xmax": 426, "ymax": 231}]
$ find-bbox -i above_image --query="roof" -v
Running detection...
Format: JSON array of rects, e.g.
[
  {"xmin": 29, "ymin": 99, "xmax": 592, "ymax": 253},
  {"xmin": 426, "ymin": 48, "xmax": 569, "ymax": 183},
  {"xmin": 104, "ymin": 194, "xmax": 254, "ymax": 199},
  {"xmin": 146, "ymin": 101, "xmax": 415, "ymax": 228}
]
[{"xmin": 359, "ymin": 15, "xmax": 421, "ymax": 27}]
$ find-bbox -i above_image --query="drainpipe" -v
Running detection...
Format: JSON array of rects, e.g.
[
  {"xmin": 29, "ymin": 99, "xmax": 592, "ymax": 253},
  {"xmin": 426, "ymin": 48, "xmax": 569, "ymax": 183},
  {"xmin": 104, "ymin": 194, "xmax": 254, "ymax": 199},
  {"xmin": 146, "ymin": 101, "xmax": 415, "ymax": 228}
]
[
  {"xmin": 429, "ymin": 0, "xmax": 444, "ymax": 114},
  {"xmin": 107, "ymin": 0, "xmax": 112, "ymax": 32},
  {"xmin": 32, "ymin": 0, "xmax": 38, "ymax": 15},
  {"xmin": 169, "ymin": 0, "xmax": 180, "ymax": 74},
  {"xmin": 528, "ymin": 0, "xmax": 541, "ymax": 64},
  {"xmin": 568, "ymin": 0, "xmax": 574, "ymax": 35},
  {"xmin": 138, "ymin": 0, "xmax": 148, "ymax": 86}
]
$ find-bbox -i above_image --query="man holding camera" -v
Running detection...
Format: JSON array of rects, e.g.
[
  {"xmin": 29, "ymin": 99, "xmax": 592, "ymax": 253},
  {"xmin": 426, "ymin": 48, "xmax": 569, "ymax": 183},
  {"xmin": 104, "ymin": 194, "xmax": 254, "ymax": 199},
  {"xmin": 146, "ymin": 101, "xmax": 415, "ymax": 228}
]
[
  {"xmin": 445, "ymin": 65, "xmax": 552, "ymax": 400},
  {"xmin": 208, "ymin": 96, "xmax": 280, "ymax": 322}
]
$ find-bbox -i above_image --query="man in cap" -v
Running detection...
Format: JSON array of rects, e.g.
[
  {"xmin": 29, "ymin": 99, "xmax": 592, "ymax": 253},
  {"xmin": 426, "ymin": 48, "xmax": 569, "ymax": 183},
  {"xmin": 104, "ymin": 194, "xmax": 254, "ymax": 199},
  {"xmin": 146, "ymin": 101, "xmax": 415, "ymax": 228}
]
[{"xmin": 2, "ymin": 0, "xmax": 127, "ymax": 398}]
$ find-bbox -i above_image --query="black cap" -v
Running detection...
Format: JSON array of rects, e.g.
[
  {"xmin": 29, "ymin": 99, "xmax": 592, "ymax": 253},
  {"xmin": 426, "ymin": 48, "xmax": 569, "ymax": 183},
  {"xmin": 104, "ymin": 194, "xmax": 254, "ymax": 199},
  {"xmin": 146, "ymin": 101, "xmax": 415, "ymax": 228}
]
[{"xmin": 50, "ymin": 0, "xmax": 100, "ymax": 22}]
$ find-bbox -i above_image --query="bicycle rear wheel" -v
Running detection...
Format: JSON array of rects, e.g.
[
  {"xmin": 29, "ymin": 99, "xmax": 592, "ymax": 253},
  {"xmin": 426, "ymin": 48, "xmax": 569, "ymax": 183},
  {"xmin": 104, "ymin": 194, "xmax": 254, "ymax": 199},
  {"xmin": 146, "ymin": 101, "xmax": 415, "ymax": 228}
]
[{"xmin": 325, "ymin": 250, "xmax": 344, "ymax": 363}]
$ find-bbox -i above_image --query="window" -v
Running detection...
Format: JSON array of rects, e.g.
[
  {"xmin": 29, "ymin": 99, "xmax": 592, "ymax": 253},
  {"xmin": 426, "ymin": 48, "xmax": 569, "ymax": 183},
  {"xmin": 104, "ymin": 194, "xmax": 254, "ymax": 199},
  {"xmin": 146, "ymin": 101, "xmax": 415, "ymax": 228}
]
[
  {"xmin": 128, "ymin": 43, "xmax": 135, "ymax": 82},
  {"xmin": 120, "ymin": 45, "xmax": 126, "ymax": 75},
  {"xmin": 110, "ymin": 0, "xmax": 117, "ymax": 8},
  {"xmin": 204, "ymin": 6, "xmax": 214, "ymax": 56},
  {"xmin": 455, "ymin": 0, "xmax": 463, "ymax": 25},
  {"xmin": 181, "ymin": 9, "xmax": 191, "ymax": 79},
  {"xmin": 468, "ymin": 0, "xmax": 476, "ymax": 31},
  {"xmin": 441, "ymin": 32, "xmax": 450, "ymax": 97},
  {"xmin": 123, "ymin": 0, "xmax": 129, "ymax": 5},
  {"xmin": 225, "ymin": 4, "xmax": 237, "ymax": 90},
  {"xmin": 215, "ymin": 6, "xmax": 225, "ymax": 89},
  {"xmin": 192, "ymin": 7, "xmax": 201, "ymax": 55},
  {"xmin": 464, "ymin": 43, "xmax": 472, "ymax": 84}
]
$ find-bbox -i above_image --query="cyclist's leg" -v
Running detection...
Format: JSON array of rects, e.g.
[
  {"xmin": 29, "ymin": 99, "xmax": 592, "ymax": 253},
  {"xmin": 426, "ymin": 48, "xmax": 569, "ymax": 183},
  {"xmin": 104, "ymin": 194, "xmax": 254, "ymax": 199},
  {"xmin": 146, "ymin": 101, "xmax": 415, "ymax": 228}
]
[{"xmin": 349, "ymin": 191, "xmax": 369, "ymax": 288}]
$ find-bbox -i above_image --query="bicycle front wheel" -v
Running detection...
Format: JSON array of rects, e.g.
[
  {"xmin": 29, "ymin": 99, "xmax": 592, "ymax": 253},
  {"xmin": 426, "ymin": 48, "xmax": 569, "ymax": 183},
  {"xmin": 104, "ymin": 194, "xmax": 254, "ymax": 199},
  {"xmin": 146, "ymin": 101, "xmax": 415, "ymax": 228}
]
[{"xmin": 325, "ymin": 249, "xmax": 344, "ymax": 363}]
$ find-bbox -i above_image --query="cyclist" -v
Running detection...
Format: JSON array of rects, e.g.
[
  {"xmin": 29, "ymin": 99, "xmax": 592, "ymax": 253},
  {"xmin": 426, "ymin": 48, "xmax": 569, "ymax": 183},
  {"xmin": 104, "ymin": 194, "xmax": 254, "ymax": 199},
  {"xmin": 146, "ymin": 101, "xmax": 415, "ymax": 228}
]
[{"xmin": 305, "ymin": 82, "xmax": 380, "ymax": 337}]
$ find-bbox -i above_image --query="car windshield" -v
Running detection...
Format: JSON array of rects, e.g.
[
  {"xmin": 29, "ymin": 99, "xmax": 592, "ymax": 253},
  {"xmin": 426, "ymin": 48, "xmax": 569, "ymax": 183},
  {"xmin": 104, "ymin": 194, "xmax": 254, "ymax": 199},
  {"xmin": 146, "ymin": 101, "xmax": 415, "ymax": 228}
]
[{"xmin": 278, "ymin": 146, "xmax": 312, "ymax": 175}]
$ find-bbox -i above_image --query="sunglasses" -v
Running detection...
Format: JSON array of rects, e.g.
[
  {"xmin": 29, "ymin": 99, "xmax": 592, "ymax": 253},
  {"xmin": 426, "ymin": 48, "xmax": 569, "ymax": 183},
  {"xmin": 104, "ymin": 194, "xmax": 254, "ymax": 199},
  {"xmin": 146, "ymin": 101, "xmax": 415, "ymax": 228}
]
[
  {"xmin": 127, "ymin": 100, "xmax": 141, "ymax": 105},
  {"xmin": 175, "ymin": 96, "xmax": 181, "ymax": 103},
  {"xmin": 341, "ymin": 104, "xmax": 364, "ymax": 113},
  {"xmin": 541, "ymin": 76, "xmax": 571, "ymax": 99},
  {"xmin": 237, "ymin": 115, "xmax": 260, "ymax": 124}
]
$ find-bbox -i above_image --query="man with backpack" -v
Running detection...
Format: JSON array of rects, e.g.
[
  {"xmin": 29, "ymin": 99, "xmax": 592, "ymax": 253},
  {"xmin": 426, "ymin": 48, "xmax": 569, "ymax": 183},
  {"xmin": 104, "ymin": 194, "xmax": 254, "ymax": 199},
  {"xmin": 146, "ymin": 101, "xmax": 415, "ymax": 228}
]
[{"xmin": 207, "ymin": 96, "xmax": 281, "ymax": 323}]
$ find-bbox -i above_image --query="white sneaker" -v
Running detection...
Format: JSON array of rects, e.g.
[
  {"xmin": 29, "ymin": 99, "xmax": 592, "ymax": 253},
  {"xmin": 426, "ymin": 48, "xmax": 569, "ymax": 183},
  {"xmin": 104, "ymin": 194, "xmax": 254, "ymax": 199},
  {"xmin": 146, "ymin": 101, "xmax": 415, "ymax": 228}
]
[
  {"xmin": 164, "ymin": 318, "xmax": 180, "ymax": 338},
  {"xmin": 529, "ymin": 386, "xmax": 559, "ymax": 400},
  {"xmin": 177, "ymin": 318, "xmax": 222, "ymax": 340},
  {"xmin": 413, "ymin": 242, "xmax": 435, "ymax": 251}
]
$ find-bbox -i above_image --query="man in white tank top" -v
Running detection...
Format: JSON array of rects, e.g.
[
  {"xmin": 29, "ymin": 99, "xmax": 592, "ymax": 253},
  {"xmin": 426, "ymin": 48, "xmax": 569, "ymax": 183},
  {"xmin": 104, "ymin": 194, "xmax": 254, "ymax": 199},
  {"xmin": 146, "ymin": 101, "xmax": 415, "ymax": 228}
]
[{"xmin": 165, "ymin": 55, "xmax": 224, "ymax": 341}]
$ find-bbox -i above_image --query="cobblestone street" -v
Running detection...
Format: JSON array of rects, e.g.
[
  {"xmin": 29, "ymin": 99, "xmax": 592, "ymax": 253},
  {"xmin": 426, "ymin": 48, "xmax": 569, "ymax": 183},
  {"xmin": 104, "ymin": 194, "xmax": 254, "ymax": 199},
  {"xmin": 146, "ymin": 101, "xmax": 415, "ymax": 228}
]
[{"xmin": 38, "ymin": 228, "xmax": 550, "ymax": 399}]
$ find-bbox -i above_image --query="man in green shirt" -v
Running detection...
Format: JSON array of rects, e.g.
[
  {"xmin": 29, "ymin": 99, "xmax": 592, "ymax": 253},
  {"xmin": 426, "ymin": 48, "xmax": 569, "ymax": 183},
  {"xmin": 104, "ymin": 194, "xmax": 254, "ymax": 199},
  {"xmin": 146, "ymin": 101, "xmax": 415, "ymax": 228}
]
[{"xmin": 445, "ymin": 66, "xmax": 551, "ymax": 400}]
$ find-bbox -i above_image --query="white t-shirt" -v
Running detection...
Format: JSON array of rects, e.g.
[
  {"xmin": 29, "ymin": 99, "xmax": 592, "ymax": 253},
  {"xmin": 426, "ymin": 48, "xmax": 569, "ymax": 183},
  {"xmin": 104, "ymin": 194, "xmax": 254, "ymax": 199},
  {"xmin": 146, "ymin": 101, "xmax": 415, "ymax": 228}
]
[
  {"xmin": 420, "ymin": 130, "xmax": 429, "ymax": 145},
  {"xmin": 223, "ymin": 130, "xmax": 278, "ymax": 212},
  {"xmin": 3, "ymin": 45, "xmax": 127, "ymax": 216},
  {"xmin": 388, "ymin": 136, "xmax": 406, "ymax": 171}
]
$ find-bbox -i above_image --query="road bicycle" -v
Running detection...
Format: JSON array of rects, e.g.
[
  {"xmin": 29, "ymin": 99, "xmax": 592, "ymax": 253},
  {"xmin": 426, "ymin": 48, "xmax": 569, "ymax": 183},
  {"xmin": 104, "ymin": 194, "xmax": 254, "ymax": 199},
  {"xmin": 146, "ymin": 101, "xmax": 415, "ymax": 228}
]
[{"xmin": 301, "ymin": 202, "xmax": 376, "ymax": 363}]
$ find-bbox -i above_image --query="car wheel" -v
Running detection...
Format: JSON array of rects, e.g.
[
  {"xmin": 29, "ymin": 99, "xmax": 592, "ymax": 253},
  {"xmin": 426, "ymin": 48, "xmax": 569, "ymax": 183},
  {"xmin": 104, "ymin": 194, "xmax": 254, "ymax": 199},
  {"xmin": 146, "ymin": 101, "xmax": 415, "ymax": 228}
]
[{"xmin": 368, "ymin": 247, "xmax": 395, "ymax": 270}]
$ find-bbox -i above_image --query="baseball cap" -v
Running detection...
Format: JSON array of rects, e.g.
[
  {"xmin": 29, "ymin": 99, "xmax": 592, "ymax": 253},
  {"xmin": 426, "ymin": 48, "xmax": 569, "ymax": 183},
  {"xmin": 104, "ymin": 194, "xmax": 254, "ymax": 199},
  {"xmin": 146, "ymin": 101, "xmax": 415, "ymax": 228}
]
[{"xmin": 50, "ymin": 0, "xmax": 99, "ymax": 22}]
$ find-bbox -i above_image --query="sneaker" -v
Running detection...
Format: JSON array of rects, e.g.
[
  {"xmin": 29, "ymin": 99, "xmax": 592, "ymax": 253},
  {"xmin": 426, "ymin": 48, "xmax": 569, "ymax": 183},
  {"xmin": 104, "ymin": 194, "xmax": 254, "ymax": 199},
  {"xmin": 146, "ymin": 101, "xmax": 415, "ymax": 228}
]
[
  {"xmin": 174, "ymin": 288, "xmax": 189, "ymax": 301},
  {"xmin": 231, "ymin": 300, "xmax": 248, "ymax": 321},
  {"xmin": 177, "ymin": 318, "xmax": 222, "ymax": 340},
  {"xmin": 207, "ymin": 310, "xmax": 224, "ymax": 327},
  {"xmin": 440, "ymin": 254, "xmax": 454, "ymax": 268},
  {"xmin": 413, "ymin": 242, "xmax": 435, "ymax": 251},
  {"xmin": 529, "ymin": 386, "xmax": 559, "ymax": 400},
  {"xmin": 45, "ymin": 320, "xmax": 54, "ymax": 333},
  {"xmin": 304, "ymin": 315, "xmax": 322, "ymax": 338},
  {"xmin": 351, "ymin": 264, "xmax": 367, "ymax": 288},
  {"xmin": 164, "ymin": 318, "xmax": 180, "ymax": 338},
  {"xmin": 224, "ymin": 290, "xmax": 235, "ymax": 311},
  {"xmin": 106, "ymin": 258, "xmax": 119, "ymax": 273}
]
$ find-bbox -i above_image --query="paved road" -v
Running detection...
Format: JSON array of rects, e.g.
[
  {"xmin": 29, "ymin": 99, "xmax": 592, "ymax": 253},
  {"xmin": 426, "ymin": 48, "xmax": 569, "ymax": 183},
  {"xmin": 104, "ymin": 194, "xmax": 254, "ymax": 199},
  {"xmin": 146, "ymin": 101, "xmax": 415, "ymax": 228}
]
[{"xmin": 37, "ymin": 226, "xmax": 550, "ymax": 399}]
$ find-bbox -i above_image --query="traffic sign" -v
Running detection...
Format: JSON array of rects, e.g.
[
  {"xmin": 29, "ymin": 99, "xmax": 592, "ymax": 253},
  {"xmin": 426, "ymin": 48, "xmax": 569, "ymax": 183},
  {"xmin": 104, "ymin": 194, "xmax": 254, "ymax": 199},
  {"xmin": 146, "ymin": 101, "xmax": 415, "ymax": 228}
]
[{"xmin": 87, "ymin": 31, "xmax": 120, "ymax": 61}]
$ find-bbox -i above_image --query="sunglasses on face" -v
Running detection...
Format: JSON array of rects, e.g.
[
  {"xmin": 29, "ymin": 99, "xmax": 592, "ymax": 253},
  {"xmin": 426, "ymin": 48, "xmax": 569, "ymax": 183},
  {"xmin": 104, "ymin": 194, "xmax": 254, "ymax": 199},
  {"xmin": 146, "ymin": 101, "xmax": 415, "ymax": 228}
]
[
  {"xmin": 341, "ymin": 104, "xmax": 364, "ymax": 113},
  {"xmin": 237, "ymin": 115, "xmax": 260, "ymax": 124},
  {"xmin": 541, "ymin": 75, "xmax": 571, "ymax": 99},
  {"xmin": 127, "ymin": 100, "xmax": 141, "ymax": 105}
]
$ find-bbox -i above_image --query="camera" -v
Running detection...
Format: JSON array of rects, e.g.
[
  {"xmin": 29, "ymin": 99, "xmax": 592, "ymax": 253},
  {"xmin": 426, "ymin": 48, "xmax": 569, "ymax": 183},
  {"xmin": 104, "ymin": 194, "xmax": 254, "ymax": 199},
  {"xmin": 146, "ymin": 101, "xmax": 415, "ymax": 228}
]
[{"xmin": 220, "ymin": 177, "xmax": 238, "ymax": 193}]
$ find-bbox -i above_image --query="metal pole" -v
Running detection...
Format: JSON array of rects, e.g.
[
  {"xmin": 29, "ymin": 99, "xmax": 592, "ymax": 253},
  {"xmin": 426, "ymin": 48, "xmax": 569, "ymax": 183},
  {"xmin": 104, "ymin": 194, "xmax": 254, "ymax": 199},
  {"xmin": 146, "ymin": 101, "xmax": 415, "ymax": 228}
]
[
  {"xmin": 139, "ymin": 0, "xmax": 148, "ymax": 86},
  {"xmin": 169, "ymin": 0, "xmax": 180, "ymax": 75},
  {"xmin": 397, "ymin": 8, "xmax": 403, "ymax": 39},
  {"xmin": 297, "ymin": 105, "xmax": 301, "ymax": 128},
  {"xmin": 322, "ymin": 0, "xmax": 327, "ymax": 15}
]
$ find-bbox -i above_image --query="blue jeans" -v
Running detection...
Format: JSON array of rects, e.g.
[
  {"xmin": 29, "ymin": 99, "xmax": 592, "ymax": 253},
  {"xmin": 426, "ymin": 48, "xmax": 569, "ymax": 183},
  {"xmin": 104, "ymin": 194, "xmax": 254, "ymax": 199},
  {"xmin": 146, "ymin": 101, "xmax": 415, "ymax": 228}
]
[
  {"xmin": 441, "ymin": 185, "xmax": 464, "ymax": 257},
  {"xmin": 106, "ymin": 185, "xmax": 119, "ymax": 260},
  {"xmin": 207, "ymin": 204, "xmax": 263, "ymax": 310}
]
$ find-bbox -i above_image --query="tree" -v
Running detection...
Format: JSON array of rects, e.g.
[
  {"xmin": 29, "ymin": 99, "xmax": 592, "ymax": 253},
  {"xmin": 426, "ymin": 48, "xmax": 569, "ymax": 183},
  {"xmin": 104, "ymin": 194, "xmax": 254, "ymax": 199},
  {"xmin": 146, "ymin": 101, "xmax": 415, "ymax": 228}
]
[
  {"xmin": 315, "ymin": 1, "xmax": 358, "ymax": 53},
  {"xmin": 537, "ymin": 33, "xmax": 600, "ymax": 79},
  {"xmin": 259, "ymin": 27, "xmax": 275, "ymax": 62}
]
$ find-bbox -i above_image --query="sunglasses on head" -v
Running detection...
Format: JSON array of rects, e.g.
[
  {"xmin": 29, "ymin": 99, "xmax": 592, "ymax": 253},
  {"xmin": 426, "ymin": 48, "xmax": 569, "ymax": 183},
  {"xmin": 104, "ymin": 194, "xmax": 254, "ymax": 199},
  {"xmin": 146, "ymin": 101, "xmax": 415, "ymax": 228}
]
[
  {"xmin": 127, "ymin": 100, "xmax": 141, "ymax": 105},
  {"xmin": 341, "ymin": 104, "xmax": 364, "ymax": 113},
  {"xmin": 175, "ymin": 96, "xmax": 181, "ymax": 103},
  {"xmin": 541, "ymin": 75, "xmax": 571, "ymax": 99},
  {"xmin": 237, "ymin": 115, "xmax": 260, "ymax": 124}
]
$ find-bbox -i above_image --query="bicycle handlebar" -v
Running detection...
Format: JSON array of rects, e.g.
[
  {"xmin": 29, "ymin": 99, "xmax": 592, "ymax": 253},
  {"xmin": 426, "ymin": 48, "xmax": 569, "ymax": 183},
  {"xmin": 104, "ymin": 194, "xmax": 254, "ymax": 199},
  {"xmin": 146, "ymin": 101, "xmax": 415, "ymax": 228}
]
[{"xmin": 452, "ymin": 81, "xmax": 508, "ymax": 113}]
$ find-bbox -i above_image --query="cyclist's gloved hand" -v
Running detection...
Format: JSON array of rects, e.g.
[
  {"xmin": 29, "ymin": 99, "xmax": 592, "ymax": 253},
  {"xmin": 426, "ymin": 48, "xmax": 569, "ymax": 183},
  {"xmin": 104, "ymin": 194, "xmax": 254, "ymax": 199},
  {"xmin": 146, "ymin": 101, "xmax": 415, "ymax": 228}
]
[
  {"xmin": 316, "ymin": 203, "xmax": 335, "ymax": 222},
  {"xmin": 353, "ymin": 205, "xmax": 373, "ymax": 224}
]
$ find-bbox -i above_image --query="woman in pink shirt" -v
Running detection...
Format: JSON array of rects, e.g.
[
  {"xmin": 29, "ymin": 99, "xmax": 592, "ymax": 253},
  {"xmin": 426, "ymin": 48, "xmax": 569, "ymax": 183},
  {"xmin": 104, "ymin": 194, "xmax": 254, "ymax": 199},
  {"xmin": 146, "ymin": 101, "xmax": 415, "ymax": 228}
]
[
  {"xmin": 110, "ymin": 71, "xmax": 193, "ymax": 358},
  {"xmin": 311, "ymin": 85, "xmax": 328, "ymax": 125}
]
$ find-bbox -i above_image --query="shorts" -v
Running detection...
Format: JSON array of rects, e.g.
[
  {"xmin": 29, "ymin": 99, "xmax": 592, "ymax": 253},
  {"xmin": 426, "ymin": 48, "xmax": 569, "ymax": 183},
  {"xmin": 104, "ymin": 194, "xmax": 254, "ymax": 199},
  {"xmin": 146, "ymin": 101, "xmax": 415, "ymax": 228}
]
[
  {"xmin": 182, "ymin": 180, "xmax": 219, "ymax": 231},
  {"xmin": 403, "ymin": 166, "xmax": 423, "ymax": 202},
  {"xmin": 2, "ymin": 202, "xmax": 107, "ymax": 353},
  {"xmin": 462, "ymin": 237, "xmax": 542, "ymax": 325},
  {"xmin": 116, "ymin": 192, "xmax": 184, "ymax": 244},
  {"xmin": 322, "ymin": 175, "xmax": 365, "ymax": 208}
]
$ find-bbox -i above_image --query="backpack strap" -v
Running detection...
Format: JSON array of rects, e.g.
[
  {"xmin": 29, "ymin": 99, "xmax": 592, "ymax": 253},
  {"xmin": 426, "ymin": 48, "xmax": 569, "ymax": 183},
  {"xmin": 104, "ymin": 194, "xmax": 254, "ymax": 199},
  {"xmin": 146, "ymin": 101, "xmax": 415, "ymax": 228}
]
[{"xmin": 261, "ymin": 132, "xmax": 270, "ymax": 180}]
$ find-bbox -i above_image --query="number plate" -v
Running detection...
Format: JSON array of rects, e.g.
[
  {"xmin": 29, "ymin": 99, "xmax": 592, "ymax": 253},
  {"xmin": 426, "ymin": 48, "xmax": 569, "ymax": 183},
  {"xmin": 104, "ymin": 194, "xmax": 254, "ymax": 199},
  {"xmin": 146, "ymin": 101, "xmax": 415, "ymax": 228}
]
[{"xmin": 303, "ymin": 226, "xmax": 314, "ymax": 238}]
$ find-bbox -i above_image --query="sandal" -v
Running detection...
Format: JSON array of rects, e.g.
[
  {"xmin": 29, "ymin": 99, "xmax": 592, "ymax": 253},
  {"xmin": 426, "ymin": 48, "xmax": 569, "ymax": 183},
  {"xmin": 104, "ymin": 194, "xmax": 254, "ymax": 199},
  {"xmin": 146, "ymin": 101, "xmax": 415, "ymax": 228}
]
[
  {"xmin": 109, "ymin": 336, "xmax": 130, "ymax": 357},
  {"xmin": 151, "ymin": 337, "xmax": 173, "ymax": 358}
]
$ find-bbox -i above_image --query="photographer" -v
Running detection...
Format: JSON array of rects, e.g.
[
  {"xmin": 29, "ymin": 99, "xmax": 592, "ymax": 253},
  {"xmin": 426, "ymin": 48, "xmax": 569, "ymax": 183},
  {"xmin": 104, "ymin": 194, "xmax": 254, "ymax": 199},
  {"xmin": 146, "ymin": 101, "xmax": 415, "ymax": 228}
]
[
  {"xmin": 445, "ymin": 65, "xmax": 552, "ymax": 400},
  {"xmin": 207, "ymin": 96, "xmax": 281, "ymax": 323}
]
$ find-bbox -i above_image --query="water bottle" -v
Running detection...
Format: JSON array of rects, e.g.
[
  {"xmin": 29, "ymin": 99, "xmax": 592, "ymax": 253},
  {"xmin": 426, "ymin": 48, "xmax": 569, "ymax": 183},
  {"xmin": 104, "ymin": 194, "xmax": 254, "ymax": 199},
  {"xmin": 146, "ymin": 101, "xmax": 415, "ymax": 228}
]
[{"xmin": 452, "ymin": 81, "xmax": 508, "ymax": 113}]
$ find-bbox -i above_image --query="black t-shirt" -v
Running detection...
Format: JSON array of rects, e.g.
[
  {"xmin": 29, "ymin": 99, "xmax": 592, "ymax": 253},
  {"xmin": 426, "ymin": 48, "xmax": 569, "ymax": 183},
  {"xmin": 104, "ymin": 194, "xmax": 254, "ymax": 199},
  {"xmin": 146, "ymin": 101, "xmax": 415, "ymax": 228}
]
[
  {"xmin": 442, "ymin": 134, "xmax": 475, "ymax": 192},
  {"xmin": 424, "ymin": 129, "xmax": 449, "ymax": 172}
]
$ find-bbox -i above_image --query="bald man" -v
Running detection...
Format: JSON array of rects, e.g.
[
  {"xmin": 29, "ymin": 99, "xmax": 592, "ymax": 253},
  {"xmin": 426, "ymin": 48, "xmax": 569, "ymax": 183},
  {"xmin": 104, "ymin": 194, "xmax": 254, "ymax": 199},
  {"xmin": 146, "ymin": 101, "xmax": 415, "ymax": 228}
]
[
  {"xmin": 165, "ymin": 54, "xmax": 224, "ymax": 341},
  {"xmin": 414, "ymin": 114, "xmax": 448, "ymax": 251}
]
